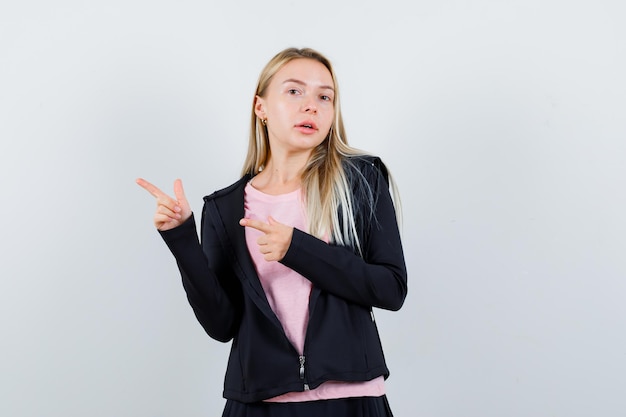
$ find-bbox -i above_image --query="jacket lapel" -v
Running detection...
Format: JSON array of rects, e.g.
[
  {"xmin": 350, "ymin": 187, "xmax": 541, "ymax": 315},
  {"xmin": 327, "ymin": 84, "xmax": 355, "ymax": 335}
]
[{"xmin": 205, "ymin": 178, "xmax": 284, "ymax": 331}]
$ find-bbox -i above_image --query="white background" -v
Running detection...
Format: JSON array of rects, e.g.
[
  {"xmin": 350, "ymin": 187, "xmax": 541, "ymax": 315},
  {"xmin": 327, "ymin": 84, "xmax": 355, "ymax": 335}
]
[{"xmin": 1, "ymin": 1, "xmax": 625, "ymax": 416}]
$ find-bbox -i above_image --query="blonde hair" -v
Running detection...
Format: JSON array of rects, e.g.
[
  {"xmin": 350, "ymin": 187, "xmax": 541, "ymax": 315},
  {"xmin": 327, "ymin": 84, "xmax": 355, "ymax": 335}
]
[{"xmin": 242, "ymin": 47, "xmax": 397, "ymax": 254}]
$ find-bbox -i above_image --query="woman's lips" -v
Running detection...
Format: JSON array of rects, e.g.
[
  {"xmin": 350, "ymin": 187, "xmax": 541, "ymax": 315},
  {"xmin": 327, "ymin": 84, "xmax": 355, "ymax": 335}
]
[{"xmin": 295, "ymin": 120, "xmax": 318, "ymax": 133}]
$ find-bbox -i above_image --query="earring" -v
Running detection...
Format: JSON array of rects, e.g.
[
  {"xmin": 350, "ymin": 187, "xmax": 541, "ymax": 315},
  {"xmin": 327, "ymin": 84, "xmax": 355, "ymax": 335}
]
[{"xmin": 261, "ymin": 118, "xmax": 267, "ymax": 125}]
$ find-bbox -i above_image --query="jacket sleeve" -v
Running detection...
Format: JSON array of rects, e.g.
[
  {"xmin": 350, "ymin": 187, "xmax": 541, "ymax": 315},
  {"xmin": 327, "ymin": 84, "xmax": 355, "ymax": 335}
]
[
  {"xmin": 158, "ymin": 212, "xmax": 242, "ymax": 342},
  {"xmin": 280, "ymin": 159, "xmax": 408, "ymax": 311}
]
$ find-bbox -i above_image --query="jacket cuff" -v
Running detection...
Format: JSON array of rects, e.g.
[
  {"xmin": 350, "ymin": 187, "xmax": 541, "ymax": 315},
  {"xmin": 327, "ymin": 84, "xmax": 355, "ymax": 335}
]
[
  {"xmin": 158, "ymin": 213, "xmax": 196, "ymax": 243},
  {"xmin": 282, "ymin": 227, "xmax": 307, "ymax": 265}
]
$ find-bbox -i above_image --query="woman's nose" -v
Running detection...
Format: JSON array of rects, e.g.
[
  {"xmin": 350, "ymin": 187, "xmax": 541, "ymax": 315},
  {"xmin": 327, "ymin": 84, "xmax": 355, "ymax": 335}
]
[{"xmin": 302, "ymin": 98, "xmax": 317, "ymax": 113}]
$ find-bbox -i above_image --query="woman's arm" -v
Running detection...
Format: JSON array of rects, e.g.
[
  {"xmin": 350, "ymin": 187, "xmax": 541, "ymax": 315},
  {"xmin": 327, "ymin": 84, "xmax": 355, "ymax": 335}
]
[
  {"xmin": 280, "ymin": 161, "xmax": 408, "ymax": 311},
  {"xmin": 138, "ymin": 178, "xmax": 242, "ymax": 341},
  {"xmin": 159, "ymin": 212, "xmax": 243, "ymax": 343}
]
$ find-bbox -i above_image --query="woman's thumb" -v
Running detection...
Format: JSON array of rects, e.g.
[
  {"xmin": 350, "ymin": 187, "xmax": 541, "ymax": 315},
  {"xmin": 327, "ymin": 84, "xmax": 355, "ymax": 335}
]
[{"xmin": 173, "ymin": 179, "xmax": 187, "ymax": 203}]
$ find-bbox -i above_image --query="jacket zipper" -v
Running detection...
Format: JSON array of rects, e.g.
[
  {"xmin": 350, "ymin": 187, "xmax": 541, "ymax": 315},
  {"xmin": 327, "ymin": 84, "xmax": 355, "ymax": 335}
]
[{"xmin": 299, "ymin": 355, "xmax": 309, "ymax": 391}]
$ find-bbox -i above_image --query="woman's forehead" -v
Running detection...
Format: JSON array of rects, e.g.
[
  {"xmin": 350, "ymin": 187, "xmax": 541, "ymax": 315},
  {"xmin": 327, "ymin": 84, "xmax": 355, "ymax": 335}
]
[{"xmin": 272, "ymin": 58, "xmax": 334, "ymax": 87}]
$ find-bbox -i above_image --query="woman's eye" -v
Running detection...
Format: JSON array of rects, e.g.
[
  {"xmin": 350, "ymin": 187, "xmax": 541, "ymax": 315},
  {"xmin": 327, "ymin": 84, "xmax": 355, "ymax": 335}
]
[
  {"xmin": 288, "ymin": 89, "xmax": 299, "ymax": 95},
  {"xmin": 320, "ymin": 95, "xmax": 332, "ymax": 102}
]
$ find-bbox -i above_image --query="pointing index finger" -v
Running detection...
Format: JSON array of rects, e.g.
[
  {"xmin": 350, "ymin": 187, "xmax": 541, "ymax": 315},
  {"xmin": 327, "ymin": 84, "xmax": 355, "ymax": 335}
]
[
  {"xmin": 239, "ymin": 218, "xmax": 271, "ymax": 233},
  {"xmin": 136, "ymin": 178, "xmax": 166, "ymax": 199}
]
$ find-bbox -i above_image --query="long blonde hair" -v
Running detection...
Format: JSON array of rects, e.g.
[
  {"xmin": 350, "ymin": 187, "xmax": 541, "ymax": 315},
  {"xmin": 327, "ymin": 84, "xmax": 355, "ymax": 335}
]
[{"xmin": 242, "ymin": 47, "xmax": 397, "ymax": 254}]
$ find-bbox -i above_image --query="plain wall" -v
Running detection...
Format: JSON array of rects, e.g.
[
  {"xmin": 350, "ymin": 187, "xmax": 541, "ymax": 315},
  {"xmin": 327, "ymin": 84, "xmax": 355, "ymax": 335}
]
[{"xmin": 1, "ymin": 0, "xmax": 625, "ymax": 416}]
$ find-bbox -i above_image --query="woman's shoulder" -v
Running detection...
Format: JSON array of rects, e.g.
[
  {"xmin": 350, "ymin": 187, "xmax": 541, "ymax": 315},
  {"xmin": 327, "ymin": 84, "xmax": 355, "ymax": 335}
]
[
  {"xmin": 203, "ymin": 174, "xmax": 252, "ymax": 203},
  {"xmin": 343, "ymin": 154, "xmax": 390, "ymax": 185}
]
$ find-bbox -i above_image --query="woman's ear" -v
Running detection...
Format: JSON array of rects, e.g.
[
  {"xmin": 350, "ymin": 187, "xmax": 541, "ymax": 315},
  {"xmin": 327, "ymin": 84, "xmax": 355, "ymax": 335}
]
[{"xmin": 254, "ymin": 95, "xmax": 266, "ymax": 120}]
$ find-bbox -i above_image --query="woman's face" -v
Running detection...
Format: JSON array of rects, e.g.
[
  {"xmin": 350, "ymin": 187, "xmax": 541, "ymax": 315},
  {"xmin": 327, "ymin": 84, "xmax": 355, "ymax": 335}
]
[{"xmin": 255, "ymin": 58, "xmax": 335, "ymax": 158}]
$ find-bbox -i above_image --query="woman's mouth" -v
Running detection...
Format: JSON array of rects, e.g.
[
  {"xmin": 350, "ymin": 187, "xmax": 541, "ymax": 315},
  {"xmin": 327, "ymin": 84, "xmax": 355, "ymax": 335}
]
[{"xmin": 296, "ymin": 121, "xmax": 318, "ymax": 132}]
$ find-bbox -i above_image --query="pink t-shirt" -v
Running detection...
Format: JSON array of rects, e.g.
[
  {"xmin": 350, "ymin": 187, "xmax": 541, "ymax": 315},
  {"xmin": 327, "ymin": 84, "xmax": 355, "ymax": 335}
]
[{"xmin": 244, "ymin": 181, "xmax": 385, "ymax": 402}]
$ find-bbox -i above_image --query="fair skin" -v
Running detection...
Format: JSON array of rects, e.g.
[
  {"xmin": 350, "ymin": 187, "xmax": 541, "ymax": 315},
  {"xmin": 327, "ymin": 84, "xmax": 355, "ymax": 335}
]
[
  {"xmin": 137, "ymin": 58, "xmax": 335, "ymax": 261},
  {"xmin": 252, "ymin": 58, "xmax": 335, "ymax": 194}
]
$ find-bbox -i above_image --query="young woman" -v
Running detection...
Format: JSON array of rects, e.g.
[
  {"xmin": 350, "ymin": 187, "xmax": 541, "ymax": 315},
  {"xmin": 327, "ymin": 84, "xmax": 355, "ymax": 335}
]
[{"xmin": 137, "ymin": 47, "xmax": 407, "ymax": 417}]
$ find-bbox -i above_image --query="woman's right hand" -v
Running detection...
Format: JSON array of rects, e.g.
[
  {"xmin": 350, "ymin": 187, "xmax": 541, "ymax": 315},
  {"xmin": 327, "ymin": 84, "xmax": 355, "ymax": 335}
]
[{"xmin": 136, "ymin": 178, "xmax": 192, "ymax": 231}]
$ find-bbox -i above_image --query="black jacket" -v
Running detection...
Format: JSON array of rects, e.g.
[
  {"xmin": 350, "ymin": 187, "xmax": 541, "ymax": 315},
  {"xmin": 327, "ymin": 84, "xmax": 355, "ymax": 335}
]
[{"xmin": 159, "ymin": 156, "xmax": 407, "ymax": 403}]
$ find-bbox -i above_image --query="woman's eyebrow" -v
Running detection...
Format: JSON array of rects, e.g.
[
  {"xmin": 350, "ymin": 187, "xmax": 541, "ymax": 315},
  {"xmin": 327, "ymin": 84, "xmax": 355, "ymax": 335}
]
[{"xmin": 282, "ymin": 78, "xmax": 334, "ymax": 91}]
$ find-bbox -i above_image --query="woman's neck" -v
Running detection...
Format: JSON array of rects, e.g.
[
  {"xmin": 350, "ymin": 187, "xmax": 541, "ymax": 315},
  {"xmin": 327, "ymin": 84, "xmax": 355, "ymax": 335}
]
[{"xmin": 252, "ymin": 155, "xmax": 307, "ymax": 195}]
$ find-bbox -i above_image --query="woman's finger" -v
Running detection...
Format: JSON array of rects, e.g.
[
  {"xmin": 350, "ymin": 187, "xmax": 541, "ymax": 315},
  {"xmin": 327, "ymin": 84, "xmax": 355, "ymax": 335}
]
[
  {"xmin": 173, "ymin": 179, "xmax": 188, "ymax": 205},
  {"xmin": 136, "ymin": 178, "xmax": 167, "ymax": 199},
  {"xmin": 154, "ymin": 212, "xmax": 179, "ymax": 225},
  {"xmin": 157, "ymin": 203, "xmax": 182, "ymax": 220},
  {"xmin": 137, "ymin": 177, "xmax": 190, "ymax": 230},
  {"xmin": 240, "ymin": 218, "xmax": 271, "ymax": 233},
  {"xmin": 156, "ymin": 194, "xmax": 180, "ymax": 212}
]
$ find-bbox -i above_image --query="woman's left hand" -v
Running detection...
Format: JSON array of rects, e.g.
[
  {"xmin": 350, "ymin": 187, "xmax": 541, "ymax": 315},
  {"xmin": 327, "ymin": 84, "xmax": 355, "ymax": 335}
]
[{"xmin": 239, "ymin": 216, "xmax": 293, "ymax": 261}]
